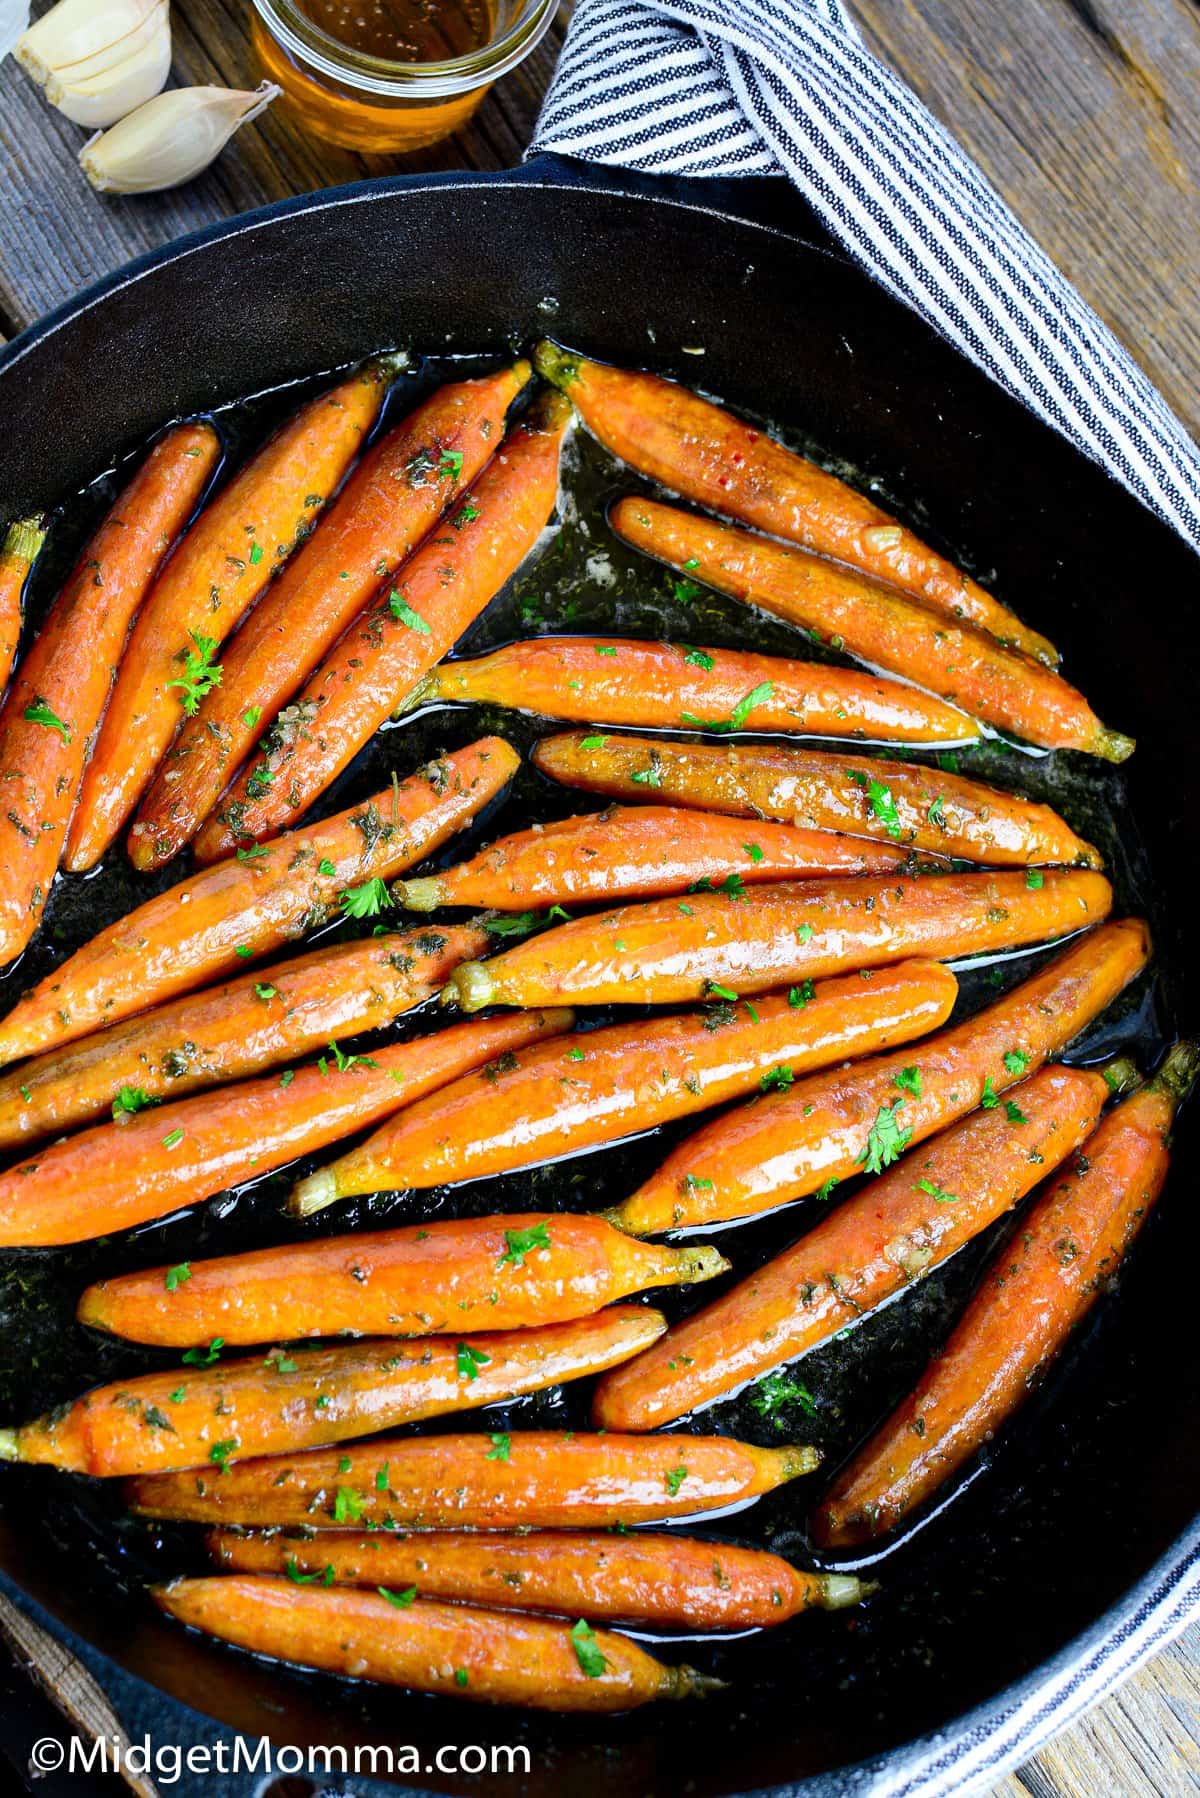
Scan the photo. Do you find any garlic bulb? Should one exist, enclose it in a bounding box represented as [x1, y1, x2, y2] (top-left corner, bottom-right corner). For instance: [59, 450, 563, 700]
[48, 0, 170, 127]
[80, 82, 281, 194]
[16, 0, 158, 84]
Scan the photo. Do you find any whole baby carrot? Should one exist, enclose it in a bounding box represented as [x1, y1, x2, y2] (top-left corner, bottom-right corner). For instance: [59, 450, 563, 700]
[407, 636, 978, 745]
[67, 358, 398, 873]
[1, 1308, 663, 1478]
[209, 1528, 872, 1630]
[193, 395, 573, 861]
[395, 805, 911, 912]
[0, 423, 218, 965]
[0, 517, 46, 696]
[611, 500, 1130, 760]
[532, 733, 1101, 868]
[815, 1041, 1199, 1547]
[609, 916, 1149, 1234]
[127, 1430, 820, 1528]
[123, 362, 531, 874]
[0, 924, 486, 1151]
[291, 960, 958, 1217]
[78, 1211, 724, 1346]
[443, 868, 1111, 1012]
[0, 737, 517, 1064]
[153, 1579, 721, 1711]
[536, 341, 1058, 665]
[593, 1065, 1109, 1433]
[0, 1009, 568, 1247]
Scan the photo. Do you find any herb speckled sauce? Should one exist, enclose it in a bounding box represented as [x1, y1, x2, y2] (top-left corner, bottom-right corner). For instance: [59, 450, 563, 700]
[0, 350, 1169, 1746]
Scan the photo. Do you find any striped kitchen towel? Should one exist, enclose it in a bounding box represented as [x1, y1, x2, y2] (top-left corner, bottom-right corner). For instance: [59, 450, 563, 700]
[530, 0, 1200, 552]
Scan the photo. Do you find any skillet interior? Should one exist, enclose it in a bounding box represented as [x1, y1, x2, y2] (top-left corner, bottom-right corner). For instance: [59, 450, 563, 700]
[0, 164, 1197, 1796]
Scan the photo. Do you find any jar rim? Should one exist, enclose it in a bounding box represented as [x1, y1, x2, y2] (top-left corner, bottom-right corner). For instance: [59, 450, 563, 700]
[250, 0, 559, 97]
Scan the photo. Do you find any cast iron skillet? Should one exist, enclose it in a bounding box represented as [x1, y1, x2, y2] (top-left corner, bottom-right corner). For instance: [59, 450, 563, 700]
[0, 156, 1198, 1798]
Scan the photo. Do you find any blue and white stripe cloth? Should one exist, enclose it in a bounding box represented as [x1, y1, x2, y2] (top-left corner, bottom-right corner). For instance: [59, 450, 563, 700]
[531, 0, 1200, 553]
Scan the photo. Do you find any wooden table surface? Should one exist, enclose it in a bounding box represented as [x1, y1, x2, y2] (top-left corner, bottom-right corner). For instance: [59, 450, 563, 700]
[0, 1, 1198, 1793]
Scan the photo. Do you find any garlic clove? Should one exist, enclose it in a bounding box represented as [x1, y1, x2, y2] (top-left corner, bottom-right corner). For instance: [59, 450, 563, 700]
[80, 82, 281, 194]
[48, 0, 169, 127]
[16, 0, 159, 84]
[47, 0, 164, 84]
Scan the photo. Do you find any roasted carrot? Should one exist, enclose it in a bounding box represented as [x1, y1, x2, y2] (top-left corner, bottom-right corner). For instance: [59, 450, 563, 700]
[0, 517, 46, 696]
[395, 805, 912, 913]
[193, 395, 573, 862]
[0, 1009, 568, 1247]
[443, 869, 1111, 1013]
[153, 1579, 720, 1711]
[66, 360, 397, 872]
[0, 924, 486, 1152]
[593, 1065, 1108, 1432]
[127, 1431, 820, 1528]
[291, 960, 958, 1217]
[123, 362, 531, 874]
[406, 636, 979, 746]
[815, 1041, 1199, 1547]
[0, 424, 218, 965]
[209, 1529, 872, 1630]
[611, 500, 1130, 760]
[535, 341, 1058, 666]
[2, 1308, 663, 1478]
[78, 1210, 724, 1346]
[0, 737, 516, 1064]
[532, 733, 1101, 868]
[608, 917, 1148, 1234]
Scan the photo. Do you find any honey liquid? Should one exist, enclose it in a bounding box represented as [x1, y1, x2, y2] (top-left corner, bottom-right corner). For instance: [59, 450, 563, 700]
[252, 0, 510, 153]
[294, 0, 494, 62]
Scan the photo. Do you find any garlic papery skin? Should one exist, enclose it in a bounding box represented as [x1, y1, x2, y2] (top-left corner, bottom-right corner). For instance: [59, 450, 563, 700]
[1, 0, 31, 62]
[48, 0, 169, 126]
[80, 82, 281, 194]
[16, 0, 159, 85]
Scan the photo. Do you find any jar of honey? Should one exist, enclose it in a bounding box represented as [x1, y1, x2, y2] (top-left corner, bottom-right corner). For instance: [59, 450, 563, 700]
[250, 0, 559, 153]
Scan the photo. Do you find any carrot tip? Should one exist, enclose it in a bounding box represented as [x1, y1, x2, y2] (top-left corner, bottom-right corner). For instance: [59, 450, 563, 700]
[533, 340, 579, 391]
[2, 517, 47, 564]
[0, 1429, 17, 1463]
[368, 349, 411, 380]
[446, 962, 494, 1012]
[784, 1446, 824, 1480]
[1095, 727, 1135, 763]
[1102, 1055, 1141, 1096]
[667, 1666, 729, 1701]
[677, 1245, 731, 1283]
[289, 1167, 338, 1218]
[815, 1574, 877, 1610]
[395, 876, 442, 913]
[1154, 1039, 1200, 1106]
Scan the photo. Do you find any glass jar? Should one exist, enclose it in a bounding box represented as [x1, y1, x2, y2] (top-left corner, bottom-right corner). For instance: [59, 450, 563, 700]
[250, 0, 558, 154]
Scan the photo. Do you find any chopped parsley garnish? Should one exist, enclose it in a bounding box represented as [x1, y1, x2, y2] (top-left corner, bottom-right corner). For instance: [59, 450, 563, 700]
[749, 1370, 817, 1424]
[340, 877, 392, 919]
[483, 911, 540, 937]
[857, 1099, 912, 1173]
[378, 1585, 417, 1607]
[1003, 1049, 1029, 1076]
[672, 577, 702, 605]
[112, 1084, 155, 1119]
[815, 1176, 839, 1203]
[254, 982, 278, 1002]
[182, 1338, 224, 1366]
[498, 1223, 551, 1267]
[705, 982, 738, 1002]
[1025, 868, 1044, 889]
[164, 1262, 191, 1291]
[681, 680, 773, 734]
[166, 632, 222, 715]
[570, 1618, 608, 1678]
[788, 980, 815, 1008]
[333, 1486, 365, 1523]
[318, 858, 336, 877]
[23, 700, 71, 742]
[795, 923, 814, 944]
[894, 1065, 922, 1096]
[594, 645, 618, 657]
[209, 1438, 238, 1471]
[486, 1432, 511, 1461]
[744, 841, 764, 863]
[578, 734, 609, 751]
[161, 1127, 184, 1149]
[1005, 1099, 1029, 1124]
[927, 795, 947, 829]
[760, 1065, 794, 1093]
[915, 1177, 959, 1204]
[683, 647, 715, 670]
[438, 449, 464, 480]
[248, 543, 264, 566]
[664, 1465, 688, 1497]
[455, 1342, 490, 1381]
[236, 844, 270, 861]
[285, 1559, 335, 1586]
[389, 591, 431, 633]
[242, 706, 262, 729]
[980, 1076, 1000, 1109]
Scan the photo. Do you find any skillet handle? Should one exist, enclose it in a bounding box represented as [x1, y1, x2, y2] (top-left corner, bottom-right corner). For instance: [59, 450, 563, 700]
[514, 150, 843, 255]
